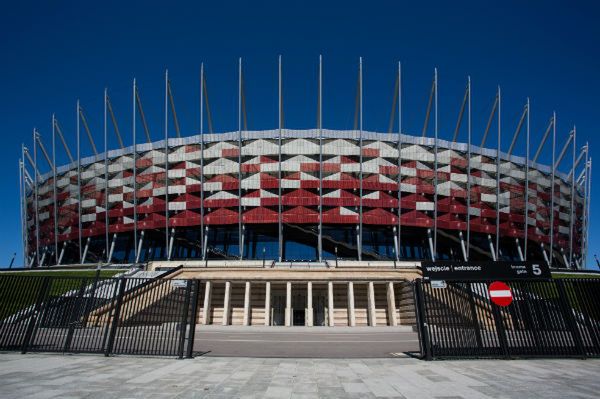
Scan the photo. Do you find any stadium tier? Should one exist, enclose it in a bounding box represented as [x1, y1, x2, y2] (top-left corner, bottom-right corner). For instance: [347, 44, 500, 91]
[24, 128, 585, 267]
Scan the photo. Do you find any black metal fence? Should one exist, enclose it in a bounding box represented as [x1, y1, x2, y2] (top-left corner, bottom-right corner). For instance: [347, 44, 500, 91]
[4, 272, 599, 360]
[414, 278, 600, 359]
[0, 272, 200, 358]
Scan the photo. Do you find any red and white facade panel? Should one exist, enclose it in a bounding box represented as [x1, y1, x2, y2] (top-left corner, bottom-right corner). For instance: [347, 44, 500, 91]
[26, 129, 583, 261]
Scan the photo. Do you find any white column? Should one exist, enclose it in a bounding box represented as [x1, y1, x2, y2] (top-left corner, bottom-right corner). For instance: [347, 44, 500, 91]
[81, 237, 91, 264]
[306, 282, 313, 327]
[243, 281, 251, 326]
[328, 281, 334, 327]
[167, 228, 175, 260]
[108, 233, 117, 263]
[264, 281, 271, 326]
[202, 281, 212, 325]
[285, 281, 292, 327]
[367, 281, 376, 327]
[386, 282, 398, 326]
[222, 281, 231, 326]
[58, 242, 66, 265]
[135, 230, 145, 264]
[348, 282, 356, 327]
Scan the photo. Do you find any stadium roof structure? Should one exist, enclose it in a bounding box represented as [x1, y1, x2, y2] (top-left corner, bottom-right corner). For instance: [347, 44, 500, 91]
[19, 57, 591, 269]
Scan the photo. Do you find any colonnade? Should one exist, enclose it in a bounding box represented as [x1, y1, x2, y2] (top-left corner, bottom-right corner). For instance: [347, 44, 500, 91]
[199, 280, 411, 327]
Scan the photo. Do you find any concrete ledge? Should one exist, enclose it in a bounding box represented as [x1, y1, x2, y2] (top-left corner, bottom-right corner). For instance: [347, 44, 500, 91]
[176, 267, 421, 281]
[148, 259, 421, 271]
[194, 325, 416, 333]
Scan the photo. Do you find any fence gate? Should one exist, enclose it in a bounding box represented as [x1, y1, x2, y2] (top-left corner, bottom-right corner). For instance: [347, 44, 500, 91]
[26, 276, 119, 354]
[106, 278, 200, 357]
[0, 274, 200, 358]
[414, 278, 600, 359]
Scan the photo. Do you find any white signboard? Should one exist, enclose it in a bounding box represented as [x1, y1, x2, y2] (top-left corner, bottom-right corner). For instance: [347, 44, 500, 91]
[431, 280, 447, 289]
[171, 280, 188, 288]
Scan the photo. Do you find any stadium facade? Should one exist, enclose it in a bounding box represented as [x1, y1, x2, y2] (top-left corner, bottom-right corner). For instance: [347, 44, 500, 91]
[18, 59, 591, 326]
[24, 127, 588, 266]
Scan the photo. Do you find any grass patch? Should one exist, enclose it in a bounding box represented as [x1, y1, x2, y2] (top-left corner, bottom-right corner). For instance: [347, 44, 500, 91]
[0, 269, 126, 319]
[0, 269, 125, 278]
[552, 273, 600, 279]
[516, 279, 600, 321]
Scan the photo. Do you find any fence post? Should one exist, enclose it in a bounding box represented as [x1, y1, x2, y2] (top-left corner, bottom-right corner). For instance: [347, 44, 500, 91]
[81, 270, 101, 328]
[466, 283, 484, 349]
[555, 279, 586, 358]
[63, 278, 88, 352]
[104, 277, 126, 357]
[21, 276, 51, 354]
[178, 279, 193, 359]
[414, 279, 432, 360]
[575, 280, 600, 354]
[490, 302, 510, 359]
[186, 280, 201, 358]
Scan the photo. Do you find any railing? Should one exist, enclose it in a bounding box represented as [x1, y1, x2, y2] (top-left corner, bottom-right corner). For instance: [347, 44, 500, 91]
[0, 273, 200, 358]
[414, 278, 600, 359]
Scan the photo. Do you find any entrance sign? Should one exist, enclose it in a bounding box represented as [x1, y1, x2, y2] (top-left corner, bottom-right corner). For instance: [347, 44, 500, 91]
[488, 281, 513, 307]
[421, 260, 551, 281]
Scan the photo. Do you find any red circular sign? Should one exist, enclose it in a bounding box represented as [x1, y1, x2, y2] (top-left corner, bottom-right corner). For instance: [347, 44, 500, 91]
[489, 281, 513, 307]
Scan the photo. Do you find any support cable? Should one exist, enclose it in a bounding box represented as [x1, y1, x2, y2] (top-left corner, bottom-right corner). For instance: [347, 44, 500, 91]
[23, 167, 34, 188]
[532, 116, 554, 163]
[452, 83, 469, 142]
[135, 87, 152, 143]
[507, 103, 528, 156]
[23, 148, 41, 179]
[53, 119, 74, 163]
[106, 94, 125, 148]
[422, 79, 435, 137]
[480, 94, 498, 148]
[78, 107, 98, 155]
[167, 81, 182, 138]
[388, 74, 399, 133]
[566, 145, 587, 180]
[202, 73, 214, 133]
[34, 133, 54, 169]
[554, 130, 574, 172]
[353, 69, 360, 131]
[241, 70, 248, 131]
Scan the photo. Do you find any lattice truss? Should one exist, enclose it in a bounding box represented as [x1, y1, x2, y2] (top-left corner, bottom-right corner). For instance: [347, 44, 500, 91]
[26, 129, 584, 259]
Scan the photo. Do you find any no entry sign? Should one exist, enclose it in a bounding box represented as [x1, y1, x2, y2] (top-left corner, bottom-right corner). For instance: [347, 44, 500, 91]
[488, 281, 513, 307]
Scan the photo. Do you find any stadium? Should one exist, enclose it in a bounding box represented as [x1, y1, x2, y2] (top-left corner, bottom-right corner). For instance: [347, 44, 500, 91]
[17, 59, 591, 327]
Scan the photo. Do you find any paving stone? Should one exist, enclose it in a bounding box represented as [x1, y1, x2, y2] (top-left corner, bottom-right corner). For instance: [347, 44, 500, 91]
[1, 353, 599, 399]
[292, 382, 318, 393]
[342, 382, 370, 393]
[291, 394, 320, 399]
[264, 386, 293, 398]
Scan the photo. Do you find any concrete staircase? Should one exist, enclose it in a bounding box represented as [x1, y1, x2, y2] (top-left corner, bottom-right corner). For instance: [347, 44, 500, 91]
[396, 282, 417, 326]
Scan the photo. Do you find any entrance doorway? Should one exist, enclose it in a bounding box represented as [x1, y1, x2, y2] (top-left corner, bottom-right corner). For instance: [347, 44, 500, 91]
[313, 295, 326, 326]
[272, 295, 285, 326]
[292, 293, 306, 326]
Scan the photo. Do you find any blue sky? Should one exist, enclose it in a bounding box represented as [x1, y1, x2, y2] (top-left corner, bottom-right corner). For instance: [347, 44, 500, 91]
[1, 1, 598, 268]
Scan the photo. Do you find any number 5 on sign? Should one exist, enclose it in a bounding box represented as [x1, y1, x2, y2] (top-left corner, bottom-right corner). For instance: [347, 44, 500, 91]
[532, 264, 542, 276]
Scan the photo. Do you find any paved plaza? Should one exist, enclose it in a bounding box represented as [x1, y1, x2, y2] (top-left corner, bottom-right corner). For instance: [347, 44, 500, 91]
[1, 352, 599, 398]
[191, 326, 419, 358]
